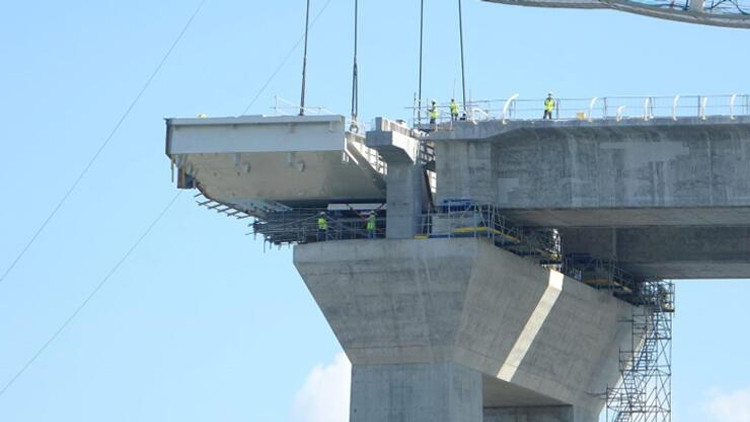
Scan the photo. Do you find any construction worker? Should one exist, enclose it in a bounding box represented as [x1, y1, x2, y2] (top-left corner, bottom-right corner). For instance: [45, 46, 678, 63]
[366, 211, 377, 239]
[543, 92, 556, 120]
[429, 100, 439, 125]
[450, 98, 459, 121]
[317, 211, 328, 241]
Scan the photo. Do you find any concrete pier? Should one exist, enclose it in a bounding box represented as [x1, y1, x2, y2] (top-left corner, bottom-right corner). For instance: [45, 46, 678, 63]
[165, 111, 750, 421]
[294, 238, 635, 422]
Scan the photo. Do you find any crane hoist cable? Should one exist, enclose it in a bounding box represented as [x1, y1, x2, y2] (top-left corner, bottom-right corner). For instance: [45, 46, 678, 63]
[242, 0, 333, 115]
[350, 0, 359, 127]
[458, 0, 468, 113]
[299, 0, 312, 116]
[417, 0, 425, 124]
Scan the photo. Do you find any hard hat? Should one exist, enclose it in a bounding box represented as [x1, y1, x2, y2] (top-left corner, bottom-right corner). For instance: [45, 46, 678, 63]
[319, 211, 325, 215]
[369, 210, 375, 214]
[432, 99, 437, 104]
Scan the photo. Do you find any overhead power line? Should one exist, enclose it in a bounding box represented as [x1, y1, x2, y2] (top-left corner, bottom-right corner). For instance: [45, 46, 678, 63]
[0, 192, 182, 400]
[0, 0, 207, 286]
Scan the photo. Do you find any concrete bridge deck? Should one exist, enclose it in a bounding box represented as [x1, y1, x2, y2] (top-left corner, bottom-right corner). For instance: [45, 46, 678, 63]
[165, 108, 750, 279]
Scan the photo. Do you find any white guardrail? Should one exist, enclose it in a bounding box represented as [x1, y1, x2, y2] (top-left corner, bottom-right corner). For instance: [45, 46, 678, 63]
[412, 94, 750, 126]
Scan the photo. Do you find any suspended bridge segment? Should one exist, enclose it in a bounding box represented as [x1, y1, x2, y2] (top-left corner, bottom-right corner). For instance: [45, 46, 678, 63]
[484, 0, 750, 28]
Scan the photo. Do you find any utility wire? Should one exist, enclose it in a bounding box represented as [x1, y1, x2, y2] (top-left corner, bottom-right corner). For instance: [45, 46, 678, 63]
[0, 0, 207, 286]
[242, 0, 334, 115]
[0, 192, 182, 400]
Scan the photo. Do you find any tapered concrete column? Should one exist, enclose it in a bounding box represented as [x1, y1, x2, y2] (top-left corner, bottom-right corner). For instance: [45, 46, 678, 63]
[294, 239, 635, 422]
[351, 362, 483, 422]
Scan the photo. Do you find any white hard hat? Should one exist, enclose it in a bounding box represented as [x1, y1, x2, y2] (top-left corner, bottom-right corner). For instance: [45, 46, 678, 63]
[432, 99, 437, 104]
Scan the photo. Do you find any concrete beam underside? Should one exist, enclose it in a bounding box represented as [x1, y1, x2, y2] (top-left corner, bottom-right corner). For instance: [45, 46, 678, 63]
[294, 239, 636, 422]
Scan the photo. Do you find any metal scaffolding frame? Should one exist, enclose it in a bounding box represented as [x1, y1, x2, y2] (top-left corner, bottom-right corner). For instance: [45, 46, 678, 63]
[605, 279, 674, 422]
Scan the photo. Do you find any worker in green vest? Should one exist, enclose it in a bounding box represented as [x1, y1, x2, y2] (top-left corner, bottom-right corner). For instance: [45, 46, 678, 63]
[450, 98, 459, 121]
[317, 211, 328, 241]
[429, 100, 439, 125]
[366, 211, 377, 239]
[543, 93, 556, 120]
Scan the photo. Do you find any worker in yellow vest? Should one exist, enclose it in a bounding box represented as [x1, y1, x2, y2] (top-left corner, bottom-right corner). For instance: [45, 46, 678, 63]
[429, 100, 439, 125]
[543, 93, 556, 120]
[450, 99, 459, 121]
[366, 211, 377, 239]
[317, 211, 328, 241]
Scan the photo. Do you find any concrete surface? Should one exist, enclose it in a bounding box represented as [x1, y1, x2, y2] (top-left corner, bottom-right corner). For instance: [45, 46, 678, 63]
[165, 115, 386, 210]
[351, 362, 483, 422]
[294, 238, 635, 421]
[431, 117, 750, 279]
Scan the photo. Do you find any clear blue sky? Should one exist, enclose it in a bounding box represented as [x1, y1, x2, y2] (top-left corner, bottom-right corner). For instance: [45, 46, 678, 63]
[0, 1, 749, 421]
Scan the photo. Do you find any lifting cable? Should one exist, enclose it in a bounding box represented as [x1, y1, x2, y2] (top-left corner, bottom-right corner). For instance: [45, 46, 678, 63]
[241, 0, 333, 115]
[457, 0, 468, 113]
[417, 0, 425, 123]
[0, 0, 207, 287]
[350, 0, 359, 127]
[299, 0, 312, 116]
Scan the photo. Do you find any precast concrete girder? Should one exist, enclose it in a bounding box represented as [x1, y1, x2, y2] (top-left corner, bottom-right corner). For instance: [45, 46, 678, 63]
[165, 115, 386, 214]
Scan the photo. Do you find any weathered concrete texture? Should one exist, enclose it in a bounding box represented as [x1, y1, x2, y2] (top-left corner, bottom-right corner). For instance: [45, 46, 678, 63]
[484, 406, 573, 422]
[432, 118, 750, 279]
[433, 118, 750, 226]
[561, 226, 750, 278]
[384, 163, 424, 239]
[365, 119, 426, 239]
[294, 239, 635, 421]
[351, 362, 483, 422]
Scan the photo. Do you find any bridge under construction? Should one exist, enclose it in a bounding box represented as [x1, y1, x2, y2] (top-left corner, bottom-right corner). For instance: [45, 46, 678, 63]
[166, 0, 750, 421]
[165, 91, 750, 422]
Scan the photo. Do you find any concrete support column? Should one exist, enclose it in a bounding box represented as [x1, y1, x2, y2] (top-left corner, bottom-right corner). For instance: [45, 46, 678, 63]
[385, 163, 423, 239]
[350, 362, 483, 422]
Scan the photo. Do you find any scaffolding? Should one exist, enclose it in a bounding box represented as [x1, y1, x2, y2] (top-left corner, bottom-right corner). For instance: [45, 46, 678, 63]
[250, 208, 384, 246]
[605, 279, 674, 422]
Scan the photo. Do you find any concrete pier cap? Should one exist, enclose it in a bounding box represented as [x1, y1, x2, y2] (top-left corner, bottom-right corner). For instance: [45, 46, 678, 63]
[294, 238, 635, 422]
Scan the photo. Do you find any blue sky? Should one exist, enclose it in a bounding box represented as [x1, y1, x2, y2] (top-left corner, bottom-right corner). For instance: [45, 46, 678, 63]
[0, 1, 749, 421]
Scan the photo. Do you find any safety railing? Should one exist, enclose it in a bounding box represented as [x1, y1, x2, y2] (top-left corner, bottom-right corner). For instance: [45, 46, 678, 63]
[272, 96, 369, 134]
[250, 209, 385, 246]
[416, 201, 562, 265]
[409, 94, 750, 127]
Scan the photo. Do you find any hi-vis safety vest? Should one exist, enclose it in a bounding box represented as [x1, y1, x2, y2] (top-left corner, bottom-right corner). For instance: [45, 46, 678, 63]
[366, 215, 376, 231]
[450, 101, 459, 115]
[429, 106, 439, 119]
[544, 98, 555, 111]
[318, 217, 327, 230]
